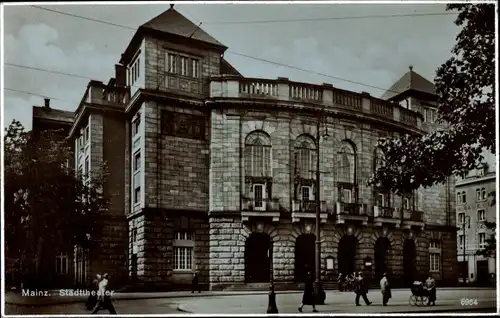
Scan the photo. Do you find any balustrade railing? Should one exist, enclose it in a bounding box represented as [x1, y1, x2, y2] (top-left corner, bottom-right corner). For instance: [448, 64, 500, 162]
[242, 197, 280, 212]
[210, 76, 422, 129]
[239, 79, 278, 97]
[333, 89, 362, 109]
[374, 206, 398, 218]
[292, 200, 327, 213]
[402, 209, 424, 222]
[336, 202, 363, 215]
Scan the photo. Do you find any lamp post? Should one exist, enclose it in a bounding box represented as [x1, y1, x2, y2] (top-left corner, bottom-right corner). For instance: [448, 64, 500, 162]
[462, 215, 471, 284]
[314, 108, 328, 305]
[267, 245, 278, 313]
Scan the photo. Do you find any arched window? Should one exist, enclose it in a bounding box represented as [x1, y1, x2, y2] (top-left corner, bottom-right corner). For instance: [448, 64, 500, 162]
[244, 131, 271, 177]
[476, 189, 481, 201]
[481, 188, 486, 200]
[374, 147, 385, 172]
[294, 134, 316, 180]
[461, 191, 467, 204]
[337, 140, 356, 184]
[457, 192, 462, 204]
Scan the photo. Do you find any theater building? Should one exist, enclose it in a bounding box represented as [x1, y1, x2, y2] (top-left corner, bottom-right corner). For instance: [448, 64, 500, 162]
[32, 6, 458, 290]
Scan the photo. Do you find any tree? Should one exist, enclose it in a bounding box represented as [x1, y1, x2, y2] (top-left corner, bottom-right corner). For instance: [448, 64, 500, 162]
[4, 120, 109, 287]
[369, 4, 495, 195]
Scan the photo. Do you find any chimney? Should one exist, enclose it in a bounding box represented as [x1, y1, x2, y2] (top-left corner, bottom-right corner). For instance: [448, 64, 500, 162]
[44, 98, 50, 108]
[115, 64, 127, 87]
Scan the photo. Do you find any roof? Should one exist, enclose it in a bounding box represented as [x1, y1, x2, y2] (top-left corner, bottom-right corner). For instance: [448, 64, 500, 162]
[140, 6, 226, 49]
[381, 66, 436, 100]
[32, 106, 74, 124]
[220, 58, 243, 77]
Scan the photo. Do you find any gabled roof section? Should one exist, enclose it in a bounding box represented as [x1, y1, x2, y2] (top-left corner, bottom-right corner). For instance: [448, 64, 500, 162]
[141, 5, 226, 49]
[220, 58, 243, 77]
[381, 66, 436, 100]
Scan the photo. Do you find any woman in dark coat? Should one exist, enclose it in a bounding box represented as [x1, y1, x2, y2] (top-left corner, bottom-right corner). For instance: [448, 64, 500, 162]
[298, 271, 318, 313]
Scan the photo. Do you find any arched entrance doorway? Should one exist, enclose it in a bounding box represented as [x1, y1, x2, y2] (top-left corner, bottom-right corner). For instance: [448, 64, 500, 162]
[295, 234, 316, 282]
[338, 235, 357, 275]
[403, 239, 417, 285]
[374, 237, 391, 281]
[245, 233, 272, 283]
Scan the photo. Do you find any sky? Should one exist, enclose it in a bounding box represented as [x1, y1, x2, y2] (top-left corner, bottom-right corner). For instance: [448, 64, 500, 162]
[3, 2, 462, 131]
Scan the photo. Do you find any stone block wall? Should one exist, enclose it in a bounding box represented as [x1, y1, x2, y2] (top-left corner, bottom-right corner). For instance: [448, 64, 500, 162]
[144, 35, 221, 98]
[143, 101, 209, 211]
[209, 217, 458, 289]
[128, 212, 209, 288]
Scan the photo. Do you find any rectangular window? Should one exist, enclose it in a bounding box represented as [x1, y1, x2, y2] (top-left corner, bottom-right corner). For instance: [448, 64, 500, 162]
[377, 193, 385, 207]
[253, 184, 265, 210]
[301, 186, 311, 202]
[133, 152, 141, 172]
[56, 253, 69, 275]
[478, 233, 486, 249]
[429, 253, 440, 272]
[192, 59, 199, 78]
[458, 235, 465, 249]
[133, 151, 141, 204]
[173, 231, 194, 270]
[84, 157, 89, 177]
[168, 53, 176, 73]
[458, 212, 465, 224]
[84, 126, 90, 144]
[132, 115, 141, 137]
[403, 198, 410, 210]
[180, 56, 188, 76]
[477, 209, 486, 222]
[343, 189, 352, 204]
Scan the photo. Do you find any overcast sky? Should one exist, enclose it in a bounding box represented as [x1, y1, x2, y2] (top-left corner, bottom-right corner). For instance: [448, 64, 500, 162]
[3, 2, 461, 131]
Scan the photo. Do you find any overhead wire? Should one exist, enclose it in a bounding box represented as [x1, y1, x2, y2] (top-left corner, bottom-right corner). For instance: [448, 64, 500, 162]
[6, 5, 455, 103]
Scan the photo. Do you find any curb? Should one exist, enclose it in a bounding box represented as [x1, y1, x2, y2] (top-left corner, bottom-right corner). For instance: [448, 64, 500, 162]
[176, 305, 191, 313]
[5, 288, 495, 307]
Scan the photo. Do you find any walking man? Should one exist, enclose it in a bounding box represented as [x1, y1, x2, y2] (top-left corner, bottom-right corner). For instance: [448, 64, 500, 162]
[191, 272, 201, 293]
[298, 271, 318, 313]
[92, 273, 117, 314]
[86, 274, 101, 310]
[355, 272, 372, 306]
[380, 272, 391, 306]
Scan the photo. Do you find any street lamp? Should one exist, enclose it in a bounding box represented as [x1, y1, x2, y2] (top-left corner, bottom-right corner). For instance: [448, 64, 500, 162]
[314, 108, 328, 305]
[461, 215, 471, 284]
[267, 246, 278, 313]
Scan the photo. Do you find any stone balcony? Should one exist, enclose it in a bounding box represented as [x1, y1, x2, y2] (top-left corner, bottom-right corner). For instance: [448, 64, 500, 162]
[373, 206, 401, 228]
[241, 198, 280, 222]
[209, 76, 423, 131]
[335, 202, 368, 225]
[401, 210, 425, 230]
[291, 200, 328, 223]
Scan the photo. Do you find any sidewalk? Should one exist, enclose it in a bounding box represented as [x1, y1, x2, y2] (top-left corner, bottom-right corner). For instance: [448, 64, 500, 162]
[4, 287, 495, 307]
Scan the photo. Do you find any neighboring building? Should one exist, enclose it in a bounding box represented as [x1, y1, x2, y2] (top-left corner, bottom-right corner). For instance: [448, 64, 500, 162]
[28, 6, 459, 290]
[456, 165, 496, 285]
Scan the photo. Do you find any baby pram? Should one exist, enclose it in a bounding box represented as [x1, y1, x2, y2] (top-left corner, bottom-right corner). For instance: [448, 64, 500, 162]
[409, 281, 429, 307]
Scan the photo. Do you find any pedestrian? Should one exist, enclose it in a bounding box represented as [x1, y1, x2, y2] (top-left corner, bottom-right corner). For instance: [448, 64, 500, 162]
[425, 274, 436, 306]
[355, 272, 372, 306]
[380, 272, 391, 306]
[86, 274, 101, 310]
[191, 272, 200, 293]
[337, 272, 344, 291]
[298, 271, 318, 313]
[92, 273, 117, 314]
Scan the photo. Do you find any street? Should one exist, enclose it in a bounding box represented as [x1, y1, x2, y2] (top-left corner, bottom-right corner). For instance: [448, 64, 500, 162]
[4, 288, 496, 315]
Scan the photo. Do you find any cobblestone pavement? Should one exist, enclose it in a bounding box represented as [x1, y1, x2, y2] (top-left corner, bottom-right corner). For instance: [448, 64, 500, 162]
[177, 288, 497, 314]
[3, 298, 181, 315]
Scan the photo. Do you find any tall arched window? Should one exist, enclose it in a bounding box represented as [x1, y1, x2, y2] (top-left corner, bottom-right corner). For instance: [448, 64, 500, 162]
[244, 131, 271, 177]
[337, 140, 356, 184]
[294, 134, 316, 180]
